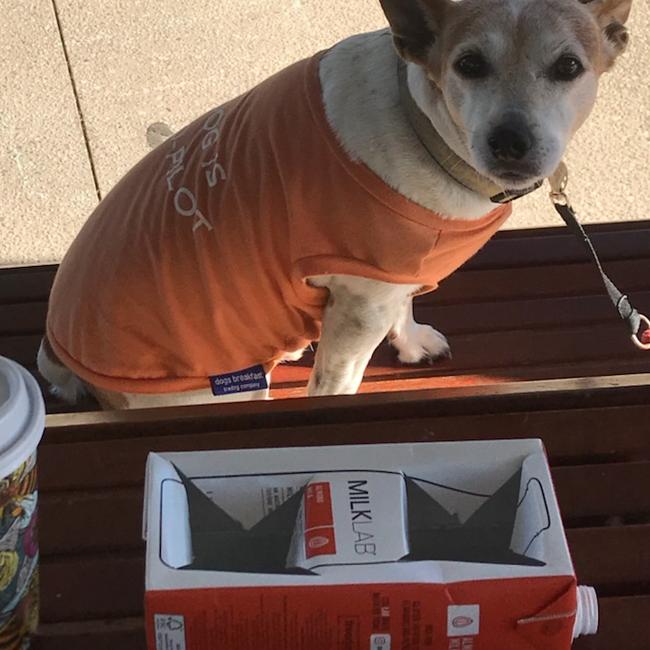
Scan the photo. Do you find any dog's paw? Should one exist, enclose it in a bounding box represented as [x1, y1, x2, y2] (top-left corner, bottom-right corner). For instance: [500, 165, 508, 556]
[391, 324, 451, 364]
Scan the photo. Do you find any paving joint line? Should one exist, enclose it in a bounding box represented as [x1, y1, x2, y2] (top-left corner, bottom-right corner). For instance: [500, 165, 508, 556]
[51, 0, 102, 201]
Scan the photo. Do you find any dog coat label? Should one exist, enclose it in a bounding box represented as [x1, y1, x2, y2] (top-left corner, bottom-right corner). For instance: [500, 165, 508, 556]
[209, 365, 267, 396]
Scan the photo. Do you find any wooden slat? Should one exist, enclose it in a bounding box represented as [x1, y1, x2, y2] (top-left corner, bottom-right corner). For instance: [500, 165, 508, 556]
[4, 259, 648, 326]
[33, 618, 145, 650]
[4, 258, 650, 317]
[0, 302, 48, 335]
[568, 525, 650, 591]
[273, 320, 648, 385]
[31, 596, 650, 650]
[552, 462, 650, 521]
[37, 462, 650, 557]
[32, 349, 650, 418]
[0, 265, 56, 303]
[0, 283, 646, 351]
[28, 355, 650, 413]
[36, 422, 650, 494]
[8, 289, 650, 414]
[15, 316, 650, 417]
[0, 333, 41, 366]
[7, 320, 646, 390]
[465, 223, 650, 269]
[414, 291, 650, 334]
[41, 554, 145, 623]
[42, 373, 650, 438]
[2, 249, 648, 334]
[575, 595, 650, 650]
[6, 290, 650, 341]
[425, 258, 650, 305]
[2, 221, 647, 299]
[40, 488, 143, 556]
[274, 356, 650, 396]
[2, 230, 648, 419]
[37, 525, 647, 623]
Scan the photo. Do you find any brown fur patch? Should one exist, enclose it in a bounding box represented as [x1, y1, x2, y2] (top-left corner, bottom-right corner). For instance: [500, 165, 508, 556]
[580, 0, 633, 70]
[604, 21, 630, 51]
[379, 0, 438, 64]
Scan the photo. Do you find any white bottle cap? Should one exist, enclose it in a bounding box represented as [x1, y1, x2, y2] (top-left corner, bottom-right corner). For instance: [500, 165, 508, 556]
[573, 585, 599, 639]
[0, 357, 45, 478]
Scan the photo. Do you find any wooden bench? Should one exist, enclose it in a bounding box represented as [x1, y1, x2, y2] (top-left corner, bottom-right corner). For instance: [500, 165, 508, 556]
[35, 376, 650, 649]
[1, 220, 649, 648]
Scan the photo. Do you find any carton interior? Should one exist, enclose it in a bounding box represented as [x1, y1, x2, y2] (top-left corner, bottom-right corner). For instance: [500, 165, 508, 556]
[144, 441, 573, 588]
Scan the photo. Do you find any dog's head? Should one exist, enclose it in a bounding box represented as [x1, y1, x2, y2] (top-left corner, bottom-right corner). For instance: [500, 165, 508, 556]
[380, 0, 632, 189]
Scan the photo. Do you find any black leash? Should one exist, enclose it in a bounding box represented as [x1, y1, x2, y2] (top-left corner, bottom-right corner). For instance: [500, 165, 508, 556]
[548, 163, 650, 350]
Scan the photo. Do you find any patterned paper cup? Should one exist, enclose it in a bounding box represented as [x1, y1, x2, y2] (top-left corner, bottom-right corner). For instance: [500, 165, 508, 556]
[0, 358, 45, 649]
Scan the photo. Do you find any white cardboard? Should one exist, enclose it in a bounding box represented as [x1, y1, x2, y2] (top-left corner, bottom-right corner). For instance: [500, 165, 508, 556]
[144, 440, 574, 591]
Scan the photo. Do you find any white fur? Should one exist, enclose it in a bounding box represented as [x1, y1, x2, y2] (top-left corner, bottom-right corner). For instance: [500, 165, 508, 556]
[306, 276, 421, 396]
[319, 30, 495, 220]
[389, 298, 451, 364]
[37, 340, 87, 403]
[306, 276, 449, 396]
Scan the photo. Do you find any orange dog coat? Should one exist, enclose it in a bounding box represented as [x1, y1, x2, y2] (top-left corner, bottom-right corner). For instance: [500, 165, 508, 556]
[47, 53, 511, 393]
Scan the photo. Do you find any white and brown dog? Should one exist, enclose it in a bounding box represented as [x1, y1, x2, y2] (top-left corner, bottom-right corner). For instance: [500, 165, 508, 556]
[38, 0, 632, 409]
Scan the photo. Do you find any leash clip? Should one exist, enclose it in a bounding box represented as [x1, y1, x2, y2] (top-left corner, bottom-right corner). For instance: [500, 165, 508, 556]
[549, 161, 570, 205]
[632, 314, 650, 351]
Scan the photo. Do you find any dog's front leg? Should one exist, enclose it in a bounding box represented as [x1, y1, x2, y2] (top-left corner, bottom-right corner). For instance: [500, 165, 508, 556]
[307, 276, 416, 396]
[389, 297, 451, 364]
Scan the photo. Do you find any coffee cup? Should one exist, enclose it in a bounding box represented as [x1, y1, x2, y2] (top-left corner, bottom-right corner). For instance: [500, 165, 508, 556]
[0, 357, 45, 648]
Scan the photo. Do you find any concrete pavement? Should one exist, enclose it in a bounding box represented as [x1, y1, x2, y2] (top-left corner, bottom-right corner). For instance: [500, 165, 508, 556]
[1, 0, 648, 265]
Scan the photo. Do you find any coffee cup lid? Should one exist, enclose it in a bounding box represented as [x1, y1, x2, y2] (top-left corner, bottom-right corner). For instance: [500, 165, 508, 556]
[0, 357, 45, 478]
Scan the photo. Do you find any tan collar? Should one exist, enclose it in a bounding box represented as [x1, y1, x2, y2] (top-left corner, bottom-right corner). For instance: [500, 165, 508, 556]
[397, 60, 543, 204]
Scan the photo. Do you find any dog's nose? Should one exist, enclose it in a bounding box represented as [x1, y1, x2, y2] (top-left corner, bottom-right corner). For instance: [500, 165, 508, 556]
[488, 123, 534, 162]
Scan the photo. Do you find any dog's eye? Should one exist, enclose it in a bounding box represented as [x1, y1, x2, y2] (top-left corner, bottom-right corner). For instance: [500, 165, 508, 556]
[550, 55, 585, 82]
[454, 53, 490, 79]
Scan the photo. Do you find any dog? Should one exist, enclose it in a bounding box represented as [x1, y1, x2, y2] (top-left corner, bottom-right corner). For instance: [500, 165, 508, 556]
[38, 0, 632, 409]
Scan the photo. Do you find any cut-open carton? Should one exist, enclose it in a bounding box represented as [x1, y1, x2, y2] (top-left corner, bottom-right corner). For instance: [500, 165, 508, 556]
[144, 440, 596, 649]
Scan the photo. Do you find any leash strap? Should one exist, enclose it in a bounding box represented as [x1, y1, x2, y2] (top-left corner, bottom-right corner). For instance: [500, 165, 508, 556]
[549, 163, 650, 350]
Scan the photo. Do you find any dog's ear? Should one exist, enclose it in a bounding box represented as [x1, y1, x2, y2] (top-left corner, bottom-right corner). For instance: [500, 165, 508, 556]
[379, 0, 452, 64]
[582, 0, 632, 63]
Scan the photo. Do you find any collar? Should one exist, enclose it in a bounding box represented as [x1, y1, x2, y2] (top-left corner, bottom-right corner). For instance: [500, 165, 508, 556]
[397, 60, 543, 205]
